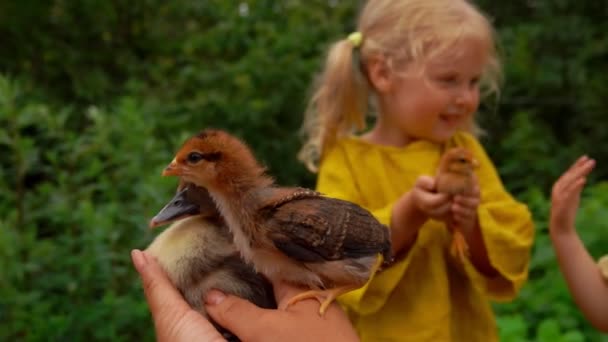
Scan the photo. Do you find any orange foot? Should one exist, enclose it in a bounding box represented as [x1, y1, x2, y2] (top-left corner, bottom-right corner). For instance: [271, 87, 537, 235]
[450, 228, 469, 263]
[281, 285, 356, 316]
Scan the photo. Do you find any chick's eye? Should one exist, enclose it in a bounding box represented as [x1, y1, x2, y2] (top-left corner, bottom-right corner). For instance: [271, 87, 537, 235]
[458, 158, 468, 163]
[187, 152, 204, 164]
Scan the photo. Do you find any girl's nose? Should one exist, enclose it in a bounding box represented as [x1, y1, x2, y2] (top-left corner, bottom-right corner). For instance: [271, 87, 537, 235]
[455, 86, 477, 108]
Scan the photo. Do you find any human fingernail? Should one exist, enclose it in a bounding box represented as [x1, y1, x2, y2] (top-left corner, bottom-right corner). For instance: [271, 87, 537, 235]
[205, 290, 226, 305]
[131, 249, 147, 270]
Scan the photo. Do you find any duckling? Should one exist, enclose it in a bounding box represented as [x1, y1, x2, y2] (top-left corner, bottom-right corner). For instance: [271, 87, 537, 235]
[161, 129, 392, 316]
[145, 184, 276, 341]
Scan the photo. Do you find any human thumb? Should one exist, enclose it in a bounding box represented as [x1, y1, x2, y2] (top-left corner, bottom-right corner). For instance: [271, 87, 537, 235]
[132, 249, 191, 314]
[416, 175, 436, 191]
[205, 290, 270, 341]
[132, 250, 225, 342]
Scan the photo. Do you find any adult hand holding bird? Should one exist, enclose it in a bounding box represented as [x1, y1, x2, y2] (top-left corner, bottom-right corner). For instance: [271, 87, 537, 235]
[131, 250, 358, 342]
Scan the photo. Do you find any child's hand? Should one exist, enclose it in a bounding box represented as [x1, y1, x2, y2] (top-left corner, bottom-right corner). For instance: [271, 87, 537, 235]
[550, 155, 595, 235]
[451, 174, 481, 235]
[411, 175, 452, 221]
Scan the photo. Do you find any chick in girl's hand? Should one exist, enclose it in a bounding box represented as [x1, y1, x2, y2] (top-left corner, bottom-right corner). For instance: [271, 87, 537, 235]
[436, 147, 479, 262]
[145, 183, 276, 341]
[162, 129, 393, 316]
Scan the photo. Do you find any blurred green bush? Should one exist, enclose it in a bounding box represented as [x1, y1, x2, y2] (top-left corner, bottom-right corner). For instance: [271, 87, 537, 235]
[0, 1, 607, 340]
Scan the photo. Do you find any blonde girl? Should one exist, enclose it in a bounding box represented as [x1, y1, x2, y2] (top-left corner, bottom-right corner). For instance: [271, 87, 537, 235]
[299, 0, 535, 340]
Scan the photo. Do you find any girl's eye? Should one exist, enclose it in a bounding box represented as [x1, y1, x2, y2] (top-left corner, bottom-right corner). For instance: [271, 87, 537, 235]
[469, 77, 480, 87]
[437, 75, 458, 85]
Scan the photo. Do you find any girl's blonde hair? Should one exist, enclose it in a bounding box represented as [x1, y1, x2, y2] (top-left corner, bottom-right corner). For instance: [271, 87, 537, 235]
[298, 0, 501, 172]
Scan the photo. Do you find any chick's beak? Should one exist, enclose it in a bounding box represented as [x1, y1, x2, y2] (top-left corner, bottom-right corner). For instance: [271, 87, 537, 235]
[472, 158, 480, 168]
[162, 159, 183, 176]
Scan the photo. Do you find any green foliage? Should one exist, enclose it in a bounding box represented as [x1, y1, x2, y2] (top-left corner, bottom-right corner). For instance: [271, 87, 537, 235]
[0, 0, 607, 340]
[475, 0, 608, 191]
[0, 77, 172, 340]
[0, 0, 359, 187]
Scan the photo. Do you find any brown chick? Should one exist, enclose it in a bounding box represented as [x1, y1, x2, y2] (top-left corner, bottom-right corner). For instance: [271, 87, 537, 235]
[145, 183, 276, 341]
[161, 129, 392, 316]
[436, 147, 479, 263]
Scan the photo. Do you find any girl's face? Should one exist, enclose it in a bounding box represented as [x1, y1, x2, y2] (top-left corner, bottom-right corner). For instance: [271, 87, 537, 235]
[374, 38, 488, 145]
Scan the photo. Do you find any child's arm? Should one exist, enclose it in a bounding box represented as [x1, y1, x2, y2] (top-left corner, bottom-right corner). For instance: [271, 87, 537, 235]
[550, 156, 608, 332]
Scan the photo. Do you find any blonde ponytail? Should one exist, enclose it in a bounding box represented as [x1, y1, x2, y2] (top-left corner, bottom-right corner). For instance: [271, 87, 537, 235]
[298, 38, 370, 172]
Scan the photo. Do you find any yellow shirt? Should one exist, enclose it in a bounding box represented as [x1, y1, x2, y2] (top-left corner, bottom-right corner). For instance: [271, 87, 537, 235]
[316, 132, 535, 341]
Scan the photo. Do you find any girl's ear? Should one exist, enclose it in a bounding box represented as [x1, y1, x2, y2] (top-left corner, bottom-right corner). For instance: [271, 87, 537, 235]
[366, 55, 392, 94]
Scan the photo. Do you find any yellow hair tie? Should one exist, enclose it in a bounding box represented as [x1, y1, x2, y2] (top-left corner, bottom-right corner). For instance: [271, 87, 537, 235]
[347, 32, 363, 48]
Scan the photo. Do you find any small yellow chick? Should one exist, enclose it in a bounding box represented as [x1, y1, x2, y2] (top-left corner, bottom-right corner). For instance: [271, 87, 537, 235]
[436, 147, 479, 263]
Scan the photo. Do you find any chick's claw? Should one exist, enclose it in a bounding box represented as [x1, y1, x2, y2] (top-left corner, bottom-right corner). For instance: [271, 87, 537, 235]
[450, 228, 469, 263]
[282, 286, 356, 316]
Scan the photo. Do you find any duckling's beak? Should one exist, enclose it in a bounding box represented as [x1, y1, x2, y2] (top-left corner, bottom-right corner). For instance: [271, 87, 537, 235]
[149, 187, 200, 228]
[472, 158, 480, 169]
[162, 159, 183, 176]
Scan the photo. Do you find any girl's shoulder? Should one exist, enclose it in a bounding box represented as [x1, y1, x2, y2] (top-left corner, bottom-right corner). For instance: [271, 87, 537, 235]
[451, 131, 486, 154]
[324, 132, 487, 164]
[327, 135, 393, 156]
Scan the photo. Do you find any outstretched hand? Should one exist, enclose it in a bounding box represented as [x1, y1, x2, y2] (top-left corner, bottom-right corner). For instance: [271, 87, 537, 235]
[131, 249, 359, 342]
[550, 155, 595, 235]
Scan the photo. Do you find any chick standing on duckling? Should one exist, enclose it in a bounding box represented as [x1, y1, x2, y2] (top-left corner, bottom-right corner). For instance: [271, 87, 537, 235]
[162, 129, 392, 316]
[145, 182, 276, 341]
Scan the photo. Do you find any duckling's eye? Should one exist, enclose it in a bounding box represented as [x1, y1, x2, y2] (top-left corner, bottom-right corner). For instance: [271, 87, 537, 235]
[187, 152, 204, 164]
[458, 158, 468, 163]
